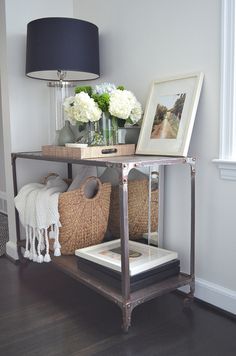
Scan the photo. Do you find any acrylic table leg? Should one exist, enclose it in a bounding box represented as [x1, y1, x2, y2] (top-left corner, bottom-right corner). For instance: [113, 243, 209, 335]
[190, 159, 196, 282]
[184, 280, 195, 307]
[184, 158, 196, 307]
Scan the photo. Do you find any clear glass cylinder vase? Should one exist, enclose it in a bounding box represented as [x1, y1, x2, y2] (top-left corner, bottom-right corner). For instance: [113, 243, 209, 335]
[100, 112, 118, 146]
[88, 121, 105, 146]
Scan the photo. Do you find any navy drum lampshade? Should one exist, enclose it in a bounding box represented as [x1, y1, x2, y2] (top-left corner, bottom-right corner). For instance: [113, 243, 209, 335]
[25, 17, 100, 81]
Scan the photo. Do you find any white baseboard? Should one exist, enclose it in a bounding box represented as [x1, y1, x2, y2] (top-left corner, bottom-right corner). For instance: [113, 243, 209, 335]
[0, 190, 7, 214]
[195, 278, 236, 315]
[6, 240, 19, 261]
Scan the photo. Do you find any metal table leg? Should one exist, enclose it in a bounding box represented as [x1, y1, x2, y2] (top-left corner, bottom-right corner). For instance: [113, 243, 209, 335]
[118, 163, 132, 331]
[67, 163, 72, 179]
[11, 154, 24, 262]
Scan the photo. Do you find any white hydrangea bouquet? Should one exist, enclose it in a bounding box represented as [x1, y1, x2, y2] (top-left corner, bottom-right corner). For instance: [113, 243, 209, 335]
[63, 90, 102, 124]
[63, 82, 143, 126]
[63, 82, 142, 146]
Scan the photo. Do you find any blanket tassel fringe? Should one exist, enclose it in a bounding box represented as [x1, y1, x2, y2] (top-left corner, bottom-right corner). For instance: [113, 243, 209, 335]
[24, 224, 61, 263]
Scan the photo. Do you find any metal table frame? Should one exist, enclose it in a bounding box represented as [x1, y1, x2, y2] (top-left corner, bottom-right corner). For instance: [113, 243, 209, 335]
[11, 152, 196, 332]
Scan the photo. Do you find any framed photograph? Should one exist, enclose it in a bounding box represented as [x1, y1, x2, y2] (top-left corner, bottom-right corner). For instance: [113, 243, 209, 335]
[136, 72, 204, 156]
[75, 239, 178, 276]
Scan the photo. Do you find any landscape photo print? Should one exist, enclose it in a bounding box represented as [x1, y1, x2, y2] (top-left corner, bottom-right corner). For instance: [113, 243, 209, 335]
[136, 73, 204, 156]
[150, 93, 186, 139]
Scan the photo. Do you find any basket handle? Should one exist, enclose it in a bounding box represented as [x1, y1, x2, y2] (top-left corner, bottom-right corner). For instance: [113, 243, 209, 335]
[42, 172, 59, 185]
[42, 173, 71, 186]
[81, 176, 102, 200]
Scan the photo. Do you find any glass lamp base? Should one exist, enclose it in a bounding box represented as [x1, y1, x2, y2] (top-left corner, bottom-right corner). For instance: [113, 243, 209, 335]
[48, 81, 75, 145]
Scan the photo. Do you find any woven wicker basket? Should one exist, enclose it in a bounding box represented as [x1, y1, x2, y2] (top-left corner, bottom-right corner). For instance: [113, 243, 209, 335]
[58, 176, 111, 255]
[108, 179, 158, 240]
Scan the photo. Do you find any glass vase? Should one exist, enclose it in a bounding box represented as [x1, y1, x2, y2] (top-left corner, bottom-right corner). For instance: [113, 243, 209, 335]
[58, 120, 75, 146]
[100, 112, 118, 146]
[88, 121, 105, 146]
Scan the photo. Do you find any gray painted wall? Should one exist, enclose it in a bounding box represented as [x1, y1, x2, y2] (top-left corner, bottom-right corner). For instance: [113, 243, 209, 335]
[75, 0, 236, 313]
[2, 0, 74, 258]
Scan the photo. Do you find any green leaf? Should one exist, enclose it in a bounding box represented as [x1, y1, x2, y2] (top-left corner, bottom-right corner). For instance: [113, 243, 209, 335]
[117, 85, 125, 90]
[75, 86, 92, 96]
[92, 93, 110, 112]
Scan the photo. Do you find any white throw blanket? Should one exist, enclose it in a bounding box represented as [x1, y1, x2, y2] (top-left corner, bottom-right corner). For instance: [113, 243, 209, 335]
[14, 176, 68, 263]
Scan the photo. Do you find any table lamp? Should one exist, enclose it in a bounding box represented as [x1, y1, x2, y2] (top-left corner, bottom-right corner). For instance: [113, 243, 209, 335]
[25, 17, 100, 143]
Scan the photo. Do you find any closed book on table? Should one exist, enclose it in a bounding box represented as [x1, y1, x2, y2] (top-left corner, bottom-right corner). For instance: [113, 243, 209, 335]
[77, 257, 180, 292]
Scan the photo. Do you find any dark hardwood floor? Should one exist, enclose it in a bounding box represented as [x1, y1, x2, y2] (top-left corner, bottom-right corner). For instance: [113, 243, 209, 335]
[0, 256, 235, 356]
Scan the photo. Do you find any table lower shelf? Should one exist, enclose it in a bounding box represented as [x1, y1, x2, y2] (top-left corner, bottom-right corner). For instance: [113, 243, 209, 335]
[51, 255, 193, 309]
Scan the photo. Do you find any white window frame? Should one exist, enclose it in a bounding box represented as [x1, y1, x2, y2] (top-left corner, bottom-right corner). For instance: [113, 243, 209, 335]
[213, 0, 236, 180]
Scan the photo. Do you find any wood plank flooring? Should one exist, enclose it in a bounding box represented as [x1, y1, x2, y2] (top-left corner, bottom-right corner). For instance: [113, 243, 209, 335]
[0, 256, 235, 356]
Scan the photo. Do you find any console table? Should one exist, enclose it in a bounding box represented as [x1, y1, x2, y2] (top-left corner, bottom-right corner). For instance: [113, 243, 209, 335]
[11, 152, 195, 332]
